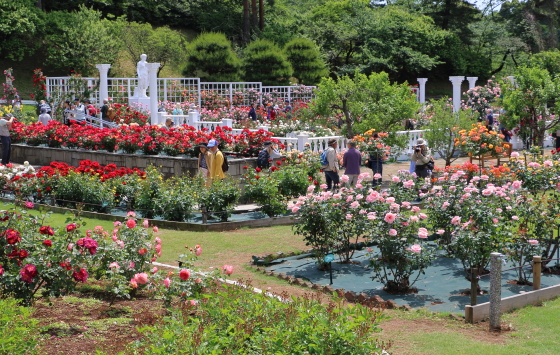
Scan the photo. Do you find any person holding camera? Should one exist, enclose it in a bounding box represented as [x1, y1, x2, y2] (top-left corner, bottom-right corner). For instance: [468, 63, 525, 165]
[411, 138, 432, 179]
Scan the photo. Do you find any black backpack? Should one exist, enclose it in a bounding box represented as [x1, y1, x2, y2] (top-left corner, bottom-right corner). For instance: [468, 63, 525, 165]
[222, 154, 229, 172]
[256, 149, 270, 168]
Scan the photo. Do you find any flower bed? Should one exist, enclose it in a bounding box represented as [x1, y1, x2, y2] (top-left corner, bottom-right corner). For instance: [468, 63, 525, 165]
[291, 151, 560, 293]
[11, 121, 280, 157]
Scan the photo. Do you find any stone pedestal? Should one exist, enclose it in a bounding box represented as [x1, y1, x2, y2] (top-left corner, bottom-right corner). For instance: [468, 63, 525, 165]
[417, 78, 428, 103]
[466, 77, 478, 90]
[95, 64, 111, 104]
[129, 96, 151, 112]
[449, 76, 465, 113]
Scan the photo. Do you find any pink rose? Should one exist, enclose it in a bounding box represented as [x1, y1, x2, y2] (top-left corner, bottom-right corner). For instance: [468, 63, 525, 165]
[113, 221, 122, 227]
[418, 228, 428, 239]
[350, 201, 360, 209]
[512, 216, 519, 221]
[163, 277, 171, 288]
[346, 214, 353, 221]
[195, 246, 202, 256]
[142, 219, 149, 228]
[451, 216, 461, 225]
[152, 226, 159, 233]
[126, 219, 136, 229]
[222, 265, 234, 275]
[320, 184, 328, 189]
[389, 229, 397, 236]
[409, 244, 422, 254]
[151, 266, 158, 274]
[292, 206, 300, 213]
[155, 237, 162, 244]
[512, 180, 522, 190]
[130, 279, 138, 288]
[126, 211, 136, 218]
[384, 213, 396, 223]
[437, 229, 445, 235]
[133, 272, 149, 285]
[341, 175, 350, 183]
[528, 239, 539, 246]
[109, 262, 120, 269]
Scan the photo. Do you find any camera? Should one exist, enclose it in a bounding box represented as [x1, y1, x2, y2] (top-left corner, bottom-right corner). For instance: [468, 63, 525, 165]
[415, 145, 421, 152]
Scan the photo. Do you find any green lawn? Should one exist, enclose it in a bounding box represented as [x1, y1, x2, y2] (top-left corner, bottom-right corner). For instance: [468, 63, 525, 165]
[6, 203, 560, 354]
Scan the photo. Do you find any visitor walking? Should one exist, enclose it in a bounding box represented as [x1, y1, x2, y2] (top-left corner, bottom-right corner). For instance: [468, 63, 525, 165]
[38, 109, 51, 126]
[248, 103, 257, 121]
[342, 141, 361, 186]
[322, 138, 340, 191]
[411, 138, 432, 179]
[63, 101, 74, 125]
[257, 141, 281, 169]
[198, 142, 210, 186]
[207, 139, 225, 184]
[486, 109, 494, 131]
[367, 133, 388, 187]
[100, 99, 109, 120]
[0, 113, 15, 165]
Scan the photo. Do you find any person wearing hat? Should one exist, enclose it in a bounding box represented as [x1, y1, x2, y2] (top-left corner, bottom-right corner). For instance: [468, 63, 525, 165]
[164, 118, 175, 129]
[411, 138, 432, 179]
[207, 139, 225, 184]
[38, 108, 52, 126]
[257, 141, 281, 169]
[0, 113, 15, 165]
[197, 142, 211, 186]
[322, 138, 340, 190]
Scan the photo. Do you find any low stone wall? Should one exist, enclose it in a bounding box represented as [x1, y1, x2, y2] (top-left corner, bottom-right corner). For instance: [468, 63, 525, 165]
[10, 144, 257, 178]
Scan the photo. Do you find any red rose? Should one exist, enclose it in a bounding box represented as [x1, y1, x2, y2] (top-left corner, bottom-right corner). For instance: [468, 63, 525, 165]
[4, 229, 21, 244]
[20, 264, 37, 283]
[72, 268, 88, 283]
[39, 226, 55, 236]
[66, 223, 77, 232]
[43, 239, 52, 247]
[255, 167, 262, 172]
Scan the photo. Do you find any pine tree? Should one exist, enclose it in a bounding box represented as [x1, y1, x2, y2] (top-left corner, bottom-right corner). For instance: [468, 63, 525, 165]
[183, 32, 242, 82]
[243, 40, 293, 85]
[284, 38, 328, 85]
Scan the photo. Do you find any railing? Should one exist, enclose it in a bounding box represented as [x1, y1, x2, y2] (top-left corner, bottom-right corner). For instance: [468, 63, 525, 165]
[46, 77, 315, 107]
[70, 110, 120, 129]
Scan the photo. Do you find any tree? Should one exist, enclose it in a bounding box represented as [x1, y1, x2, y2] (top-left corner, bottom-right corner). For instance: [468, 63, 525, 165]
[501, 66, 560, 148]
[527, 50, 560, 79]
[422, 98, 477, 166]
[243, 40, 293, 85]
[44, 6, 120, 75]
[0, 0, 43, 61]
[284, 38, 328, 85]
[313, 71, 419, 138]
[182, 32, 242, 82]
[119, 22, 186, 77]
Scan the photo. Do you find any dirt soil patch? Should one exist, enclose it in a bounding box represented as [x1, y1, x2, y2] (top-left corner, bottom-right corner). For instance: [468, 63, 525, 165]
[32, 293, 166, 355]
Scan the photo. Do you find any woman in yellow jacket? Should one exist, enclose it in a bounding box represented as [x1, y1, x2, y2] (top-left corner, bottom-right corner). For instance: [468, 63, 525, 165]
[207, 139, 225, 184]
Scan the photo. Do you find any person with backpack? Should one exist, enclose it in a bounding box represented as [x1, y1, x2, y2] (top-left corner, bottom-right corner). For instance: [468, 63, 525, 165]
[321, 138, 340, 191]
[257, 141, 281, 169]
[207, 139, 225, 184]
[100, 99, 109, 119]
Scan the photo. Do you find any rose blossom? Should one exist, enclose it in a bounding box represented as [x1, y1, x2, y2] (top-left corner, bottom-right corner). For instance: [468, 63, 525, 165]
[130, 279, 138, 288]
[512, 216, 519, 221]
[341, 175, 350, 183]
[222, 265, 234, 275]
[350, 201, 360, 209]
[409, 244, 422, 253]
[163, 277, 171, 288]
[511, 152, 520, 157]
[195, 245, 202, 256]
[151, 266, 158, 274]
[153, 226, 159, 233]
[528, 239, 539, 246]
[126, 219, 137, 228]
[133, 272, 149, 285]
[43, 239, 52, 247]
[418, 228, 429, 239]
[72, 268, 88, 283]
[66, 223, 77, 232]
[142, 219, 149, 228]
[437, 229, 445, 235]
[320, 184, 328, 189]
[126, 211, 136, 218]
[384, 213, 396, 223]
[109, 262, 120, 269]
[39, 226, 55, 236]
[292, 206, 300, 213]
[20, 264, 37, 283]
[346, 214, 353, 221]
[113, 221, 122, 227]
[389, 229, 398, 236]
[179, 269, 191, 280]
[451, 216, 461, 225]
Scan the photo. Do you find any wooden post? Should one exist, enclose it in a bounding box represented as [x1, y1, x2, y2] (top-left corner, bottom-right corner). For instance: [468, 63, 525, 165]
[489, 252, 502, 330]
[533, 255, 542, 291]
[470, 268, 478, 306]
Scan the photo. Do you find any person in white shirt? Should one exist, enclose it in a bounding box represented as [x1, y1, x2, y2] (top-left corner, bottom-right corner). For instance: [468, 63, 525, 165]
[0, 113, 15, 165]
[38, 109, 51, 126]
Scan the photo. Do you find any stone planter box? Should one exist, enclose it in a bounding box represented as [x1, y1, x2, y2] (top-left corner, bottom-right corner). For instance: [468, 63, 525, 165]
[10, 144, 257, 178]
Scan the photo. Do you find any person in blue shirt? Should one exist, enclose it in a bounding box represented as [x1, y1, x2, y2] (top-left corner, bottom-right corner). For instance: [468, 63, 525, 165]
[486, 109, 494, 131]
[248, 103, 257, 121]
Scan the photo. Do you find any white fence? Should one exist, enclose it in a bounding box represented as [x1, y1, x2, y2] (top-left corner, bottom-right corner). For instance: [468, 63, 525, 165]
[46, 77, 315, 107]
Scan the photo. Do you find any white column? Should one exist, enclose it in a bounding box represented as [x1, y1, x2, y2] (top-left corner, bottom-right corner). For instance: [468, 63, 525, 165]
[157, 112, 166, 125]
[95, 64, 111, 105]
[297, 134, 309, 152]
[466, 77, 478, 89]
[449, 76, 465, 113]
[417, 78, 428, 104]
[489, 252, 503, 330]
[222, 118, 233, 128]
[146, 63, 161, 125]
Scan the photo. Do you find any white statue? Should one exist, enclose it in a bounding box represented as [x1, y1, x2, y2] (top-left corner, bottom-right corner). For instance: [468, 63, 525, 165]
[135, 54, 149, 97]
